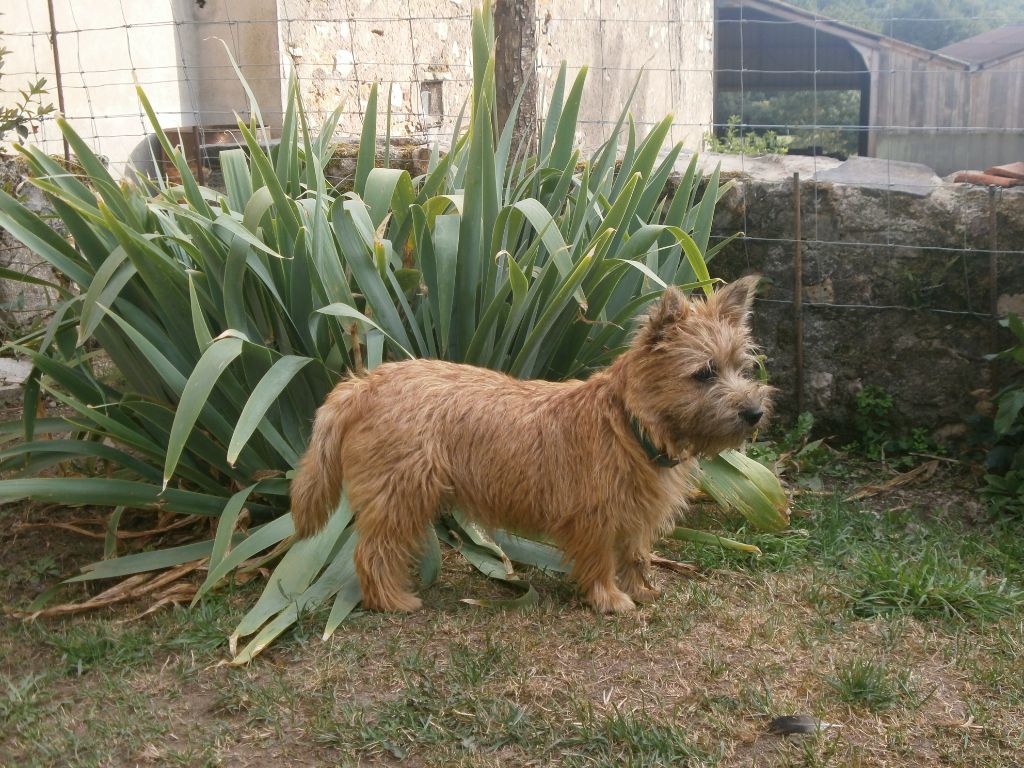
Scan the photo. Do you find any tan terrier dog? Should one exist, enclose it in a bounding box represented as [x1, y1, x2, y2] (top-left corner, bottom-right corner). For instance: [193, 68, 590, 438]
[291, 276, 771, 613]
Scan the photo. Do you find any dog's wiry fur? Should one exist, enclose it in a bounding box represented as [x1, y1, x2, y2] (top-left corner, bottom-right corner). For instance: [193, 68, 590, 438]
[290, 276, 771, 613]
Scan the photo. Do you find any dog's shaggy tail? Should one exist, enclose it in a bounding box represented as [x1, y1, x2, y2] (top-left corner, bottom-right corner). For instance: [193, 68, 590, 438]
[291, 380, 361, 538]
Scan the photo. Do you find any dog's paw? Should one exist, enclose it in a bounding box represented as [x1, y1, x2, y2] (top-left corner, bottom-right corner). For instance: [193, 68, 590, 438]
[393, 593, 424, 612]
[587, 586, 636, 613]
[364, 591, 423, 612]
[619, 568, 660, 604]
[628, 585, 661, 604]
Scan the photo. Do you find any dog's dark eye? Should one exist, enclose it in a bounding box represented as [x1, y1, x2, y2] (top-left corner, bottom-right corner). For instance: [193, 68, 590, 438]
[694, 362, 717, 382]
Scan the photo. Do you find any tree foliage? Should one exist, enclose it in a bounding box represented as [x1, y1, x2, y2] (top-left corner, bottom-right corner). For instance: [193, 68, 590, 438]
[0, 33, 55, 148]
[715, 91, 861, 158]
[788, 0, 1023, 50]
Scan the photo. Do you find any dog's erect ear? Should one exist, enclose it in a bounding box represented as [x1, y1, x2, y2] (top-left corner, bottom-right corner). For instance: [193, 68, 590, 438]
[637, 287, 688, 347]
[713, 275, 760, 326]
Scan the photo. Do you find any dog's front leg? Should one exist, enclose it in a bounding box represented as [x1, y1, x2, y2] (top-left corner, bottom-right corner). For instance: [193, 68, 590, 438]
[616, 542, 660, 605]
[563, 524, 636, 613]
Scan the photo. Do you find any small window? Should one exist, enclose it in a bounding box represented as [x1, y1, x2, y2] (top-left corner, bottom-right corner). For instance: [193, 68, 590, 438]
[420, 80, 444, 122]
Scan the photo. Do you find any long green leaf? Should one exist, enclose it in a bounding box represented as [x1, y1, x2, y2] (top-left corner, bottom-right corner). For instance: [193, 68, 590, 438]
[355, 84, 378, 197]
[163, 336, 244, 486]
[0, 440, 160, 482]
[0, 189, 92, 286]
[232, 527, 360, 663]
[192, 484, 258, 604]
[228, 355, 312, 466]
[699, 451, 790, 532]
[0, 478, 230, 517]
[200, 515, 295, 597]
[317, 303, 413, 359]
[670, 527, 762, 555]
[78, 248, 137, 346]
[232, 499, 353, 641]
[68, 539, 219, 583]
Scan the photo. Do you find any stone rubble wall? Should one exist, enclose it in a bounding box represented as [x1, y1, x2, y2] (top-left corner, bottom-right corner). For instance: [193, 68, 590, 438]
[701, 153, 1024, 438]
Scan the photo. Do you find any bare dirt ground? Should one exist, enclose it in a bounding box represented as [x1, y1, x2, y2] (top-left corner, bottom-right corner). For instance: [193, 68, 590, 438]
[2, 456, 1023, 767]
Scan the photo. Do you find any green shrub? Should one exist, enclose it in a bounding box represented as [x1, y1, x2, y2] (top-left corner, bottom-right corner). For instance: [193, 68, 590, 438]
[0, 2, 785, 661]
[0, 35, 54, 147]
[703, 115, 789, 156]
[714, 90, 860, 158]
[849, 385, 934, 468]
[980, 314, 1024, 515]
[748, 411, 831, 484]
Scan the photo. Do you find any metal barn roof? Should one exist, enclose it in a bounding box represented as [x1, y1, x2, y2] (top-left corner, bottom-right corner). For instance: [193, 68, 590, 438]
[939, 25, 1024, 66]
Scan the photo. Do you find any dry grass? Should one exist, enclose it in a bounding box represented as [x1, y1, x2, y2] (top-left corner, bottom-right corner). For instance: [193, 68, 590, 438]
[2, 461, 1023, 767]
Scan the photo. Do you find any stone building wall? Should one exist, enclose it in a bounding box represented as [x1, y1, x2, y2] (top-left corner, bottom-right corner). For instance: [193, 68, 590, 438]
[278, 0, 716, 150]
[536, 0, 715, 151]
[4, 2, 714, 174]
[1, 0, 281, 177]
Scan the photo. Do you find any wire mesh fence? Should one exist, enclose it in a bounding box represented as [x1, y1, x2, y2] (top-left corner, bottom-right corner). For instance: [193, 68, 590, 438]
[1, 0, 1022, 419]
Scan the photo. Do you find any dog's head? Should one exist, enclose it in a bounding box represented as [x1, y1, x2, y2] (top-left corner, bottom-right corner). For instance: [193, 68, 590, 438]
[629, 275, 773, 456]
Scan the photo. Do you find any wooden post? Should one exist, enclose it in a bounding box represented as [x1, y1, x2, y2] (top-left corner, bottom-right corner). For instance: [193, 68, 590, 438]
[494, 0, 537, 152]
[990, 186, 999, 353]
[793, 172, 804, 415]
[46, 0, 70, 166]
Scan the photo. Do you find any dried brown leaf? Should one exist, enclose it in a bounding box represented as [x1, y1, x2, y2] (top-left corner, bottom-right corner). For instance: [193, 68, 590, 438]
[846, 460, 939, 501]
[9, 560, 204, 620]
[114, 583, 197, 624]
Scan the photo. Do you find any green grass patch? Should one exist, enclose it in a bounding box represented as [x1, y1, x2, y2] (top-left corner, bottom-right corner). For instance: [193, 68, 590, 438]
[45, 624, 156, 676]
[4, 460, 1024, 766]
[312, 640, 536, 760]
[0, 672, 46, 734]
[852, 546, 1024, 623]
[825, 658, 911, 712]
[556, 703, 721, 766]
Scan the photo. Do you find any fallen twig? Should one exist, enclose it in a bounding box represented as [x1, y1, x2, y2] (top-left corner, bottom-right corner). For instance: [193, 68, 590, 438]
[650, 554, 703, 578]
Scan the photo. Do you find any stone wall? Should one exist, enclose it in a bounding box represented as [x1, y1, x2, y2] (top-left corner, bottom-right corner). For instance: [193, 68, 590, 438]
[536, 0, 714, 151]
[5, 1, 714, 175]
[277, 0, 715, 151]
[702, 153, 1024, 438]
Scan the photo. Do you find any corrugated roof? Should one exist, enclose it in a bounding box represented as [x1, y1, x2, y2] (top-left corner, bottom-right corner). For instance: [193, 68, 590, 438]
[938, 25, 1024, 65]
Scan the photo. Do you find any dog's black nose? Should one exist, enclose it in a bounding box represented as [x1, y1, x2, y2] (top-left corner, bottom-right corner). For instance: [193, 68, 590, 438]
[740, 407, 764, 426]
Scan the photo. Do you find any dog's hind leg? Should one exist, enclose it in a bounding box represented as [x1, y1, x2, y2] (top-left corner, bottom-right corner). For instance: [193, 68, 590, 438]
[349, 466, 444, 612]
[353, 495, 429, 612]
[561, 521, 636, 613]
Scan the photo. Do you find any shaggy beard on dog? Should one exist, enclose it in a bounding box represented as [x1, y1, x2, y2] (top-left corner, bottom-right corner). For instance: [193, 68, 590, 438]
[290, 275, 772, 613]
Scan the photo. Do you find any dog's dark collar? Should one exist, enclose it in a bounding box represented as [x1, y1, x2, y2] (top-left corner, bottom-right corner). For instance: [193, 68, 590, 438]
[627, 414, 681, 468]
